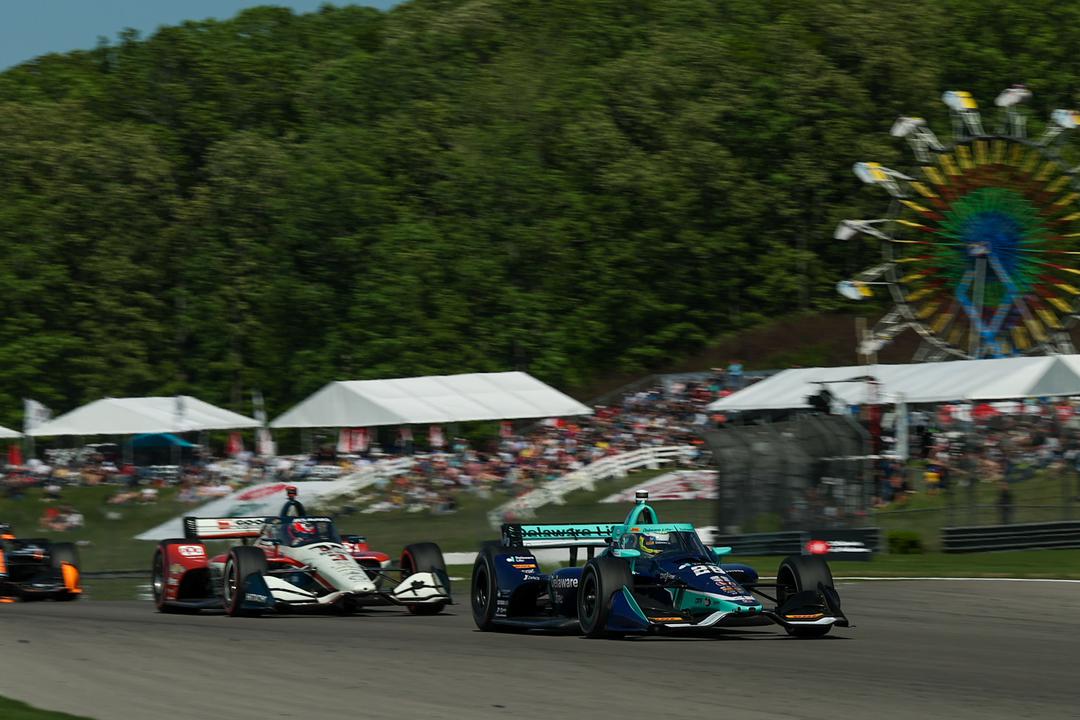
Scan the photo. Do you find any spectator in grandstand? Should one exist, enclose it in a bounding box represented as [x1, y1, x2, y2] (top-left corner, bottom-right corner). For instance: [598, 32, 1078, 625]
[924, 464, 942, 495]
[726, 359, 744, 390]
[354, 379, 712, 513]
[39, 505, 82, 531]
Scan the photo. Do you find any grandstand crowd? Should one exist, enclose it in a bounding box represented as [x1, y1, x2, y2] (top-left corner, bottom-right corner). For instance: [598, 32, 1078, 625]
[875, 399, 1080, 519]
[5, 362, 1079, 525]
[0, 370, 734, 521]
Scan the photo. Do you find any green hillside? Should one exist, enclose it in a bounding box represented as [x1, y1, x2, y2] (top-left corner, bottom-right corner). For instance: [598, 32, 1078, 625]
[3, 0, 1080, 422]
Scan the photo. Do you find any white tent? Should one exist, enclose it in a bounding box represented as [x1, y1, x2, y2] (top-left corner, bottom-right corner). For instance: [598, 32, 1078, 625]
[271, 371, 592, 428]
[0, 425, 21, 439]
[709, 355, 1080, 412]
[28, 396, 260, 436]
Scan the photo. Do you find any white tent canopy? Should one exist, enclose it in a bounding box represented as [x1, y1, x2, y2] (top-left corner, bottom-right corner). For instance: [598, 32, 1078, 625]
[709, 355, 1080, 412]
[28, 396, 260, 437]
[271, 371, 592, 428]
[0, 425, 21, 439]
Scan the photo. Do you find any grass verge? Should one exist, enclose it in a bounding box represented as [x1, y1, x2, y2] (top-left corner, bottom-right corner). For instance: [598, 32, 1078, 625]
[0, 697, 94, 720]
[6, 468, 1080, 592]
[0, 485, 200, 571]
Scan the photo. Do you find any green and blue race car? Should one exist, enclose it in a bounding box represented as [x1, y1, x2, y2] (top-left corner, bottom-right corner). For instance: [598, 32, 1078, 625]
[471, 491, 850, 638]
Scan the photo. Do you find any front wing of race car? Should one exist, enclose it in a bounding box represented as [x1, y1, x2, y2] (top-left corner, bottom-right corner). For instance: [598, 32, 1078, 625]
[0, 573, 80, 601]
[233, 568, 451, 613]
[602, 585, 849, 634]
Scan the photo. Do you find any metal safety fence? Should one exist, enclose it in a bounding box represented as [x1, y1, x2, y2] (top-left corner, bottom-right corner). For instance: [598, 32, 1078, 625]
[941, 520, 1080, 552]
[703, 415, 875, 535]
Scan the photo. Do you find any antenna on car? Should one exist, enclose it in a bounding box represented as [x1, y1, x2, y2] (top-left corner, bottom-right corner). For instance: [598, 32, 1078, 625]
[635, 490, 648, 505]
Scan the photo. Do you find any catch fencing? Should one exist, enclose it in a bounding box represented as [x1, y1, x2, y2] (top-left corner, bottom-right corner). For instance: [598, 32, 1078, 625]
[875, 400, 1080, 549]
[703, 415, 875, 535]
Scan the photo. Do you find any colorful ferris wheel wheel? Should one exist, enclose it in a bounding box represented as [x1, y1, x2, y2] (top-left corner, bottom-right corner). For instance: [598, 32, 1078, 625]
[837, 86, 1080, 361]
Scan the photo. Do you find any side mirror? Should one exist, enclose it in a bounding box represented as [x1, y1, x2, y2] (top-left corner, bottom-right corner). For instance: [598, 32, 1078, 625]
[612, 548, 641, 559]
[712, 546, 733, 558]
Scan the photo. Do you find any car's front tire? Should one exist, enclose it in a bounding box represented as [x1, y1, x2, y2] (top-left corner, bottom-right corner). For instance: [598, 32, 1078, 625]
[400, 542, 448, 615]
[223, 546, 268, 617]
[577, 557, 633, 638]
[777, 555, 835, 638]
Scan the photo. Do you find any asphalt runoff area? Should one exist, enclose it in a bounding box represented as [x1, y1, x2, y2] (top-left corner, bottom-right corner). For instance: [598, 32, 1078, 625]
[0, 580, 1075, 719]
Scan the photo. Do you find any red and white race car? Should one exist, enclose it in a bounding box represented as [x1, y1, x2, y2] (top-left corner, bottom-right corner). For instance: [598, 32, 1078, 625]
[151, 487, 450, 616]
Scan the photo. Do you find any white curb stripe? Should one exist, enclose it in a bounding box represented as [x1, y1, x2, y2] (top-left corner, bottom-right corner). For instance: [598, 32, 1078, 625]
[832, 576, 1080, 583]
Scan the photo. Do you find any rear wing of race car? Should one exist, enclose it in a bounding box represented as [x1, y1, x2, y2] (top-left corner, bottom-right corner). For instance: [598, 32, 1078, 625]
[501, 523, 616, 548]
[183, 516, 267, 540]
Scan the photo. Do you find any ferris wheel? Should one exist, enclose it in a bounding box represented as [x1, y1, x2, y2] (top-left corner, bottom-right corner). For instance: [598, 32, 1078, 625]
[838, 86, 1080, 361]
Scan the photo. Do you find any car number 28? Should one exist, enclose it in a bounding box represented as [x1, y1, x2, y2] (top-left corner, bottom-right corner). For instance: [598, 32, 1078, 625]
[680, 563, 724, 576]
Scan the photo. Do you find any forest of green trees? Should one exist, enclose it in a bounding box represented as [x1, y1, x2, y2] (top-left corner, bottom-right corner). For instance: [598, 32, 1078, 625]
[1, 0, 1079, 423]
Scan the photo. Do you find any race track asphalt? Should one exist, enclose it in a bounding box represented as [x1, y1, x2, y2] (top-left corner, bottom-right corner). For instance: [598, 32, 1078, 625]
[0, 580, 1076, 720]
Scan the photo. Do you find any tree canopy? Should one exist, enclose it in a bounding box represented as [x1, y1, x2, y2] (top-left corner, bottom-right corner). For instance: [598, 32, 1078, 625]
[1, 0, 1079, 422]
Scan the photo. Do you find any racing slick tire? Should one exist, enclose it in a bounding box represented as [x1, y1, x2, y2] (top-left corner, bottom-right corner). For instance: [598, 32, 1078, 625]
[578, 557, 633, 639]
[400, 542, 448, 615]
[471, 542, 508, 631]
[777, 555, 835, 638]
[152, 540, 200, 614]
[223, 546, 269, 617]
[50, 542, 80, 601]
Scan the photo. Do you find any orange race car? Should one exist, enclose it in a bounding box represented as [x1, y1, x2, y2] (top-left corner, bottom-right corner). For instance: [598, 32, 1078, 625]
[0, 523, 82, 602]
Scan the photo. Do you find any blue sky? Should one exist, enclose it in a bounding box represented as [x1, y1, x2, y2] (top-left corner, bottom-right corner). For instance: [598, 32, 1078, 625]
[0, 1, 400, 70]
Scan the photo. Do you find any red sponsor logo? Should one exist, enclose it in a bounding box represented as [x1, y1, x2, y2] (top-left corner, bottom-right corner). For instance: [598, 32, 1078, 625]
[235, 483, 287, 502]
[178, 545, 205, 558]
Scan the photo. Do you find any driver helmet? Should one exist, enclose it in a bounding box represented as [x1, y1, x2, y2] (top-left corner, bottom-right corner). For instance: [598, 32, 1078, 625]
[290, 519, 317, 542]
[636, 533, 664, 556]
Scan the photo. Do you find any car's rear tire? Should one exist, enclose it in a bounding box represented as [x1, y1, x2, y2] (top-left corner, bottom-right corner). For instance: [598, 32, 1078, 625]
[400, 542, 448, 615]
[577, 557, 633, 638]
[151, 540, 201, 613]
[50, 542, 80, 601]
[777, 555, 835, 638]
[223, 546, 268, 617]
